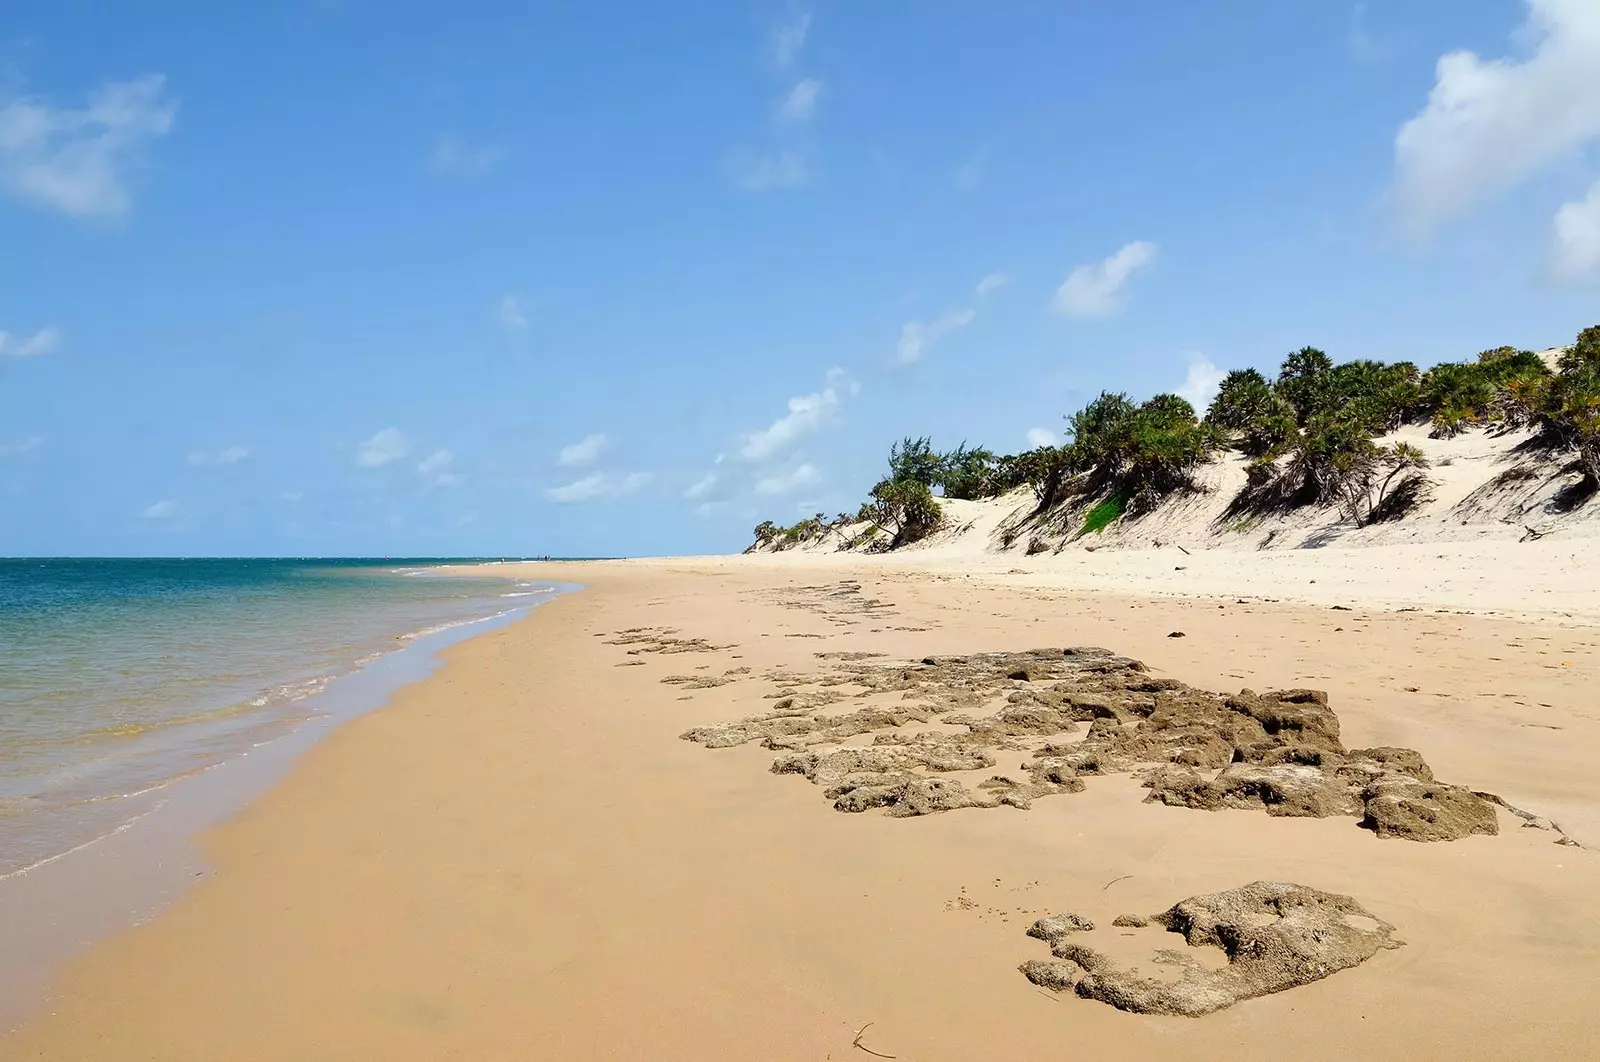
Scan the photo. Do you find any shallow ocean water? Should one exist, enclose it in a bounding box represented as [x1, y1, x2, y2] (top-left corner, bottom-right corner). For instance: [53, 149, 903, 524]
[0, 558, 553, 878]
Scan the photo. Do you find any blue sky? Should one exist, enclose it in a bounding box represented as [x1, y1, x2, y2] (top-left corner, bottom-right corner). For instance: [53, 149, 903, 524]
[2, 1, 1598, 557]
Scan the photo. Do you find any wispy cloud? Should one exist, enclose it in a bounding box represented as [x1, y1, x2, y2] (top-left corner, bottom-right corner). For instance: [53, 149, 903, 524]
[732, 150, 810, 190]
[755, 462, 820, 495]
[1176, 354, 1226, 411]
[1393, 0, 1600, 236]
[975, 272, 1011, 298]
[1025, 427, 1058, 448]
[430, 134, 501, 176]
[545, 471, 650, 503]
[1348, 2, 1385, 63]
[0, 75, 176, 217]
[740, 368, 855, 460]
[418, 448, 461, 486]
[557, 433, 608, 468]
[280, 490, 303, 503]
[187, 445, 250, 467]
[777, 78, 822, 123]
[0, 436, 42, 458]
[0, 326, 61, 358]
[498, 293, 528, 330]
[140, 499, 177, 520]
[896, 309, 975, 365]
[356, 428, 408, 468]
[735, 9, 821, 190]
[1552, 180, 1600, 282]
[769, 8, 812, 70]
[683, 471, 719, 499]
[1052, 241, 1159, 318]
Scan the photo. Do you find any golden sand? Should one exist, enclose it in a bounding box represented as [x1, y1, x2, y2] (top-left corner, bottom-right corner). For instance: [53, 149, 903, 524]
[5, 559, 1599, 1059]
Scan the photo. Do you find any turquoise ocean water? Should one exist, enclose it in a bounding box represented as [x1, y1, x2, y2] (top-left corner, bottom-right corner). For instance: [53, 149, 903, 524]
[0, 558, 552, 879]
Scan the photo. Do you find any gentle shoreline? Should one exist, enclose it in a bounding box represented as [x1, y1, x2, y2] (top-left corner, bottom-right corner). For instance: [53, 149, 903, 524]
[0, 588, 563, 1033]
[4, 556, 1599, 1058]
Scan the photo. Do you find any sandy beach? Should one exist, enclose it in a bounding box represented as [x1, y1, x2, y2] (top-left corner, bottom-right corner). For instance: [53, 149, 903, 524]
[3, 549, 1598, 1060]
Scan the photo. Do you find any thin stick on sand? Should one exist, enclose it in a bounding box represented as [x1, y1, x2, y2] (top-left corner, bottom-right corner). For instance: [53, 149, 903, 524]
[852, 1022, 896, 1059]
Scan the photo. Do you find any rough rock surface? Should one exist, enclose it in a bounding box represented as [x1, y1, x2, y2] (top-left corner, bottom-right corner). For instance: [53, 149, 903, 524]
[677, 646, 1501, 841]
[1021, 881, 1402, 1016]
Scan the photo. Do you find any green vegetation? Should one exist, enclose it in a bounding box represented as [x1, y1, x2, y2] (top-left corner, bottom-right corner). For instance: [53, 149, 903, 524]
[1418, 347, 1549, 436]
[746, 326, 1599, 553]
[867, 478, 943, 547]
[1534, 326, 1600, 492]
[1080, 493, 1128, 535]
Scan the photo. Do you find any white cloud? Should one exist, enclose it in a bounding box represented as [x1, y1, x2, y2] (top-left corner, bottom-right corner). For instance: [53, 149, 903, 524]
[769, 9, 812, 70]
[1552, 180, 1600, 281]
[683, 472, 719, 499]
[557, 432, 608, 467]
[733, 150, 809, 191]
[1052, 241, 1159, 318]
[280, 490, 303, 502]
[356, 428, 408, 468]
[0, 326, 61, 358]
[1393, 0, 1600, 234]
[430, 134, 501, 176]
[740, 370, 854, 460]
[896, 308, 975, 365]
[141, 499, 177, 519]
[756, 462, 820, 495]
[0, 436, 42, 457]
[777, 78, 822, 123]
[417, 449, 452, 475]
[187, 445, 250, 467]
[1176, 354, 1226, 411]
[544, 470, 650, 503]
[546, 474, 604, 502]
[975, 272, 1011, 298]
[418, 448, 461, 486]
[0, 75, 176, 217]
[1025, 428, 1058, 448]
[499, 294, 527, 330]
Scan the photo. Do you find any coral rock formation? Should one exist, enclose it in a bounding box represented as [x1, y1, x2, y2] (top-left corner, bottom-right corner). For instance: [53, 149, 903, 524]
[1021, 881, 1401, 1016]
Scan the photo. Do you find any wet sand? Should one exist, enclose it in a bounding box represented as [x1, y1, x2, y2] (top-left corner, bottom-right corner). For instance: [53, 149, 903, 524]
[4, 558, 1599, 1059]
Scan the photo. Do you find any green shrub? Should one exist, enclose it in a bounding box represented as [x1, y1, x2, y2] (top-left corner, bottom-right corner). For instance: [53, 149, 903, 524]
[1536, 326, 1600, 489]
[936, 442, 997, 500]
[1206, 369, 1296, 457]
[1064, 391, 1213, 512]
[1275, 347, 1336, 422]
[1418, 349, 1548, 436]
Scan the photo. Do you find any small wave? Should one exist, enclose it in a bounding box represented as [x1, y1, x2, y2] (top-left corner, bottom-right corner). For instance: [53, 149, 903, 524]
[396, 607, 520, 643]
[0, 799, 169, 883]
[247, 675, 332, 708]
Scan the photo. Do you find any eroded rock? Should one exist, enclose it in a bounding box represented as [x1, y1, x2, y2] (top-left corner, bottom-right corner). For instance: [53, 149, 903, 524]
[678, 646, 1506, 839]
[1021, 881, 1402, 1016]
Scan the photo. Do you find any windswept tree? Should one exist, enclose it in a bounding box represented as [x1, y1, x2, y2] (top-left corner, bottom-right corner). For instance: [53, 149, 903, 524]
[887, 436, 943, 488]
[867, 478, 943, 547]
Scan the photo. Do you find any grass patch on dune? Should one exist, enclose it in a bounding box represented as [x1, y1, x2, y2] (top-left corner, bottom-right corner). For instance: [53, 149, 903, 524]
[1080, 493, 1128, 535]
